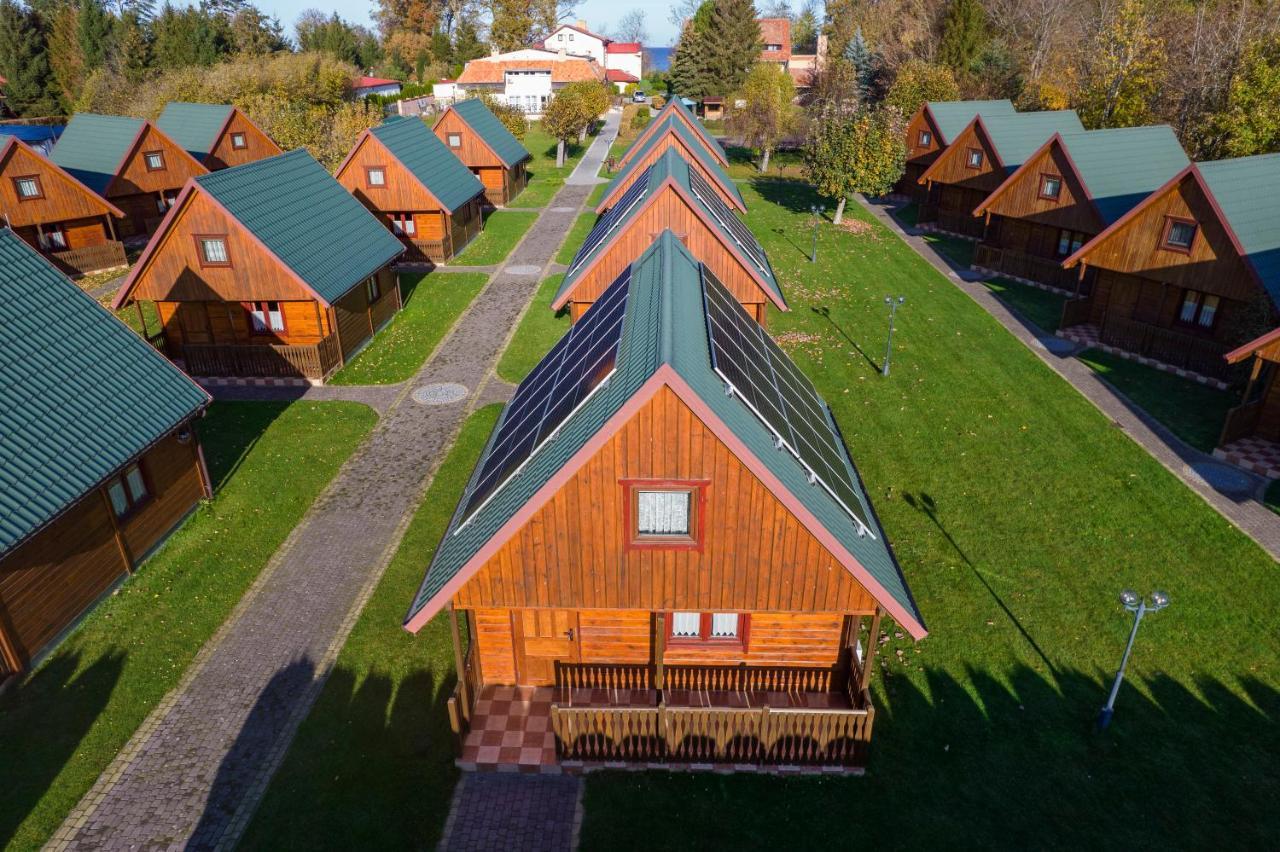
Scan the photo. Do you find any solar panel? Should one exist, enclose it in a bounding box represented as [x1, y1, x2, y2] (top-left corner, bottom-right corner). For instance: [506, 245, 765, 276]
[700, 267, 874, 536]
[687, 169, 770, 273]
[456, 266, 632, 527]
[566, 168, 652, 278]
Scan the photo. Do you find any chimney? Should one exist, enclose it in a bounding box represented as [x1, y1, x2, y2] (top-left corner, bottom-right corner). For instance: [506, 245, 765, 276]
[490, 45, 500, 57]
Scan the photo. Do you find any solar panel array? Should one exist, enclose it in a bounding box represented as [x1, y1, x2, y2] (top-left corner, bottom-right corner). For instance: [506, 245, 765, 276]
[687, 169, 770, 273]
[457, 267, 632, 525]
[565, 169, 652, 278]
[700, 267, 873, 535]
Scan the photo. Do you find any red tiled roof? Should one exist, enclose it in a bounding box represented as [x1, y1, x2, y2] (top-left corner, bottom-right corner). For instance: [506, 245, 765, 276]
[758, 17, 791, 59]
[353, 76, 401, 87]
[457, 57, 604, 85]
[606, 42, 642, 53]
[605, 69, 639, 82]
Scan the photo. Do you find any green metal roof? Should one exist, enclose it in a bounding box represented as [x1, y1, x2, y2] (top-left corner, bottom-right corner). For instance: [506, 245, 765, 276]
[156, 102, 234, 162]
[557, 148, 783, 307]
[663, 97, 728, 162]
[371, 116, 485, 212]
[0, 230, 209, 555]
[196, 149, 404, 305]
[606, 113, 744, 210]
[926, 99, 1015, 144]
[449, 99, 531, 168]
[979, 110, 1084, 173]
[50, 113, 146, 194]
[406, 231, 922, 632]
[1057, 126, 1189, 225]
[1198, 154, 1280, 306]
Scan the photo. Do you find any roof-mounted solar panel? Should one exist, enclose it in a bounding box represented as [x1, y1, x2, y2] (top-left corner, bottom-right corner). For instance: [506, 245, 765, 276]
[687, 169, 769, 272]
[566, 169, 652, 278]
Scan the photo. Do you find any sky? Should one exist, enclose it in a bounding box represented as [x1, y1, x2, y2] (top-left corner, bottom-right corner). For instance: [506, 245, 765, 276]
[258, 0, 687, 47]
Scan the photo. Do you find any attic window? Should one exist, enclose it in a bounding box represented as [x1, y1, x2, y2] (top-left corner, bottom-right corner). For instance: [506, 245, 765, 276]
[965, 147, 984, 169]
[1039, 174, 1062, 201]
[144, 150, 166, 171]
[917, 130, 932, 148]
[1162, 216, 1197, 252]
[230, 132, 247, 150]
[13, 175, 43, 199]
[196, 235, 230, 267]
[366, 166, 387, 188]
[447, 133, 462, 148]
[624, 479, 706, 551]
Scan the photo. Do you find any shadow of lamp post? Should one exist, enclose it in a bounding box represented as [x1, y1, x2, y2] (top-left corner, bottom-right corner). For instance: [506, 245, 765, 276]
[1097, 589, 1169, 730]
[809, 204, 824, 262]
[882, 296, 905, 377]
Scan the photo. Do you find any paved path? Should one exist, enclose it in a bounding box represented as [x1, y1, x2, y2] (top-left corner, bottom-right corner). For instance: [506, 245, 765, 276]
[437, 774, 583, 852]
[47, 154, 605, 850]
[859, 196, 1280, 560]
[566, 109, 619, 185]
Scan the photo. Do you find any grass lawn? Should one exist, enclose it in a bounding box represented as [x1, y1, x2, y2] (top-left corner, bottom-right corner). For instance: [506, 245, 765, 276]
[453, 211, 536, 266]
[586, 182, 608, 208]
[0, 401, 377, 851]
[515, 123, 590, 208]
[106, 297, 160, 338]
[239, 405, 502, 852]
[922, 231, 976, 268]
[555, 213, 597, 266]
[1077, 348, 1237, 453]
[495, 274, 569, 384]
[981, 277, 1068, 333]
[725, 145, 805, 180]
[330, 272, 488, 385]
[579, 178, 1280, 848]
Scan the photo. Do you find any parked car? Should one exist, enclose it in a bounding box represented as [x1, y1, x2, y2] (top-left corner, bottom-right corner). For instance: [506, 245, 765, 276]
[632, 91, 648, 103]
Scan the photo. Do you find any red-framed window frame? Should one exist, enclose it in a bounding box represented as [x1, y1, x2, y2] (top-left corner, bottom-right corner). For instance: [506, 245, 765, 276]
[230, 131, 247, 150]
[143, 149, 166, 172]
[242, 300, 287, 335]
[193, 233, 231, 268]
[105, 461, 153, 522]
[964, 147, 984, 170]
[666, 611, 750, 650]
[1038, 173, 1063, 201]
[916, 129, 932, 148]
[388, 212, 416, 237]
[41, 224, 68, 250]
[620, 478, 709, 552]
[12, 174, 44, 200]
[1160, 215, 1198, 254]
[365, 165, 388, 189]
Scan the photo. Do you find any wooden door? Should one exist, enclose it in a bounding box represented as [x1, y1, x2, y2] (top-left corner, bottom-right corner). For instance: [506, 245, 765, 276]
[513, 610, 579, 686]
[176, 302, 213, 344]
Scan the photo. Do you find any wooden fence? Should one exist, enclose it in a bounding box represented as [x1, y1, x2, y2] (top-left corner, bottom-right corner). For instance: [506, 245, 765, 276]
[554, 662, 840, 695]
[973, 245, 1092, 294]
[402, 238, 448, 263]
[1099, 315, 1233, 378]
[918, 205, 985, 239]
[50, 241, 127, 275]
[181, 334, 342, 380]
[1060, 297, 1093, 329]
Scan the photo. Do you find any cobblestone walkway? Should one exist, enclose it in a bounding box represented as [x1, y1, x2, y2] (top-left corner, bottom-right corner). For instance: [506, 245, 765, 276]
[46, 174, 601, 850]
[438, 774, 583, 852]
[859, 195, 1280, 560]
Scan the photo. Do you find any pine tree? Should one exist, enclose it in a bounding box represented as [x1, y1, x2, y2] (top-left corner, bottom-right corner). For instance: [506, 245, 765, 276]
[111, 10, 152, 84]
[0, 0, 60, 115]
[704, 0, 760, 95]
[937, 0, 986, 76]
[843, 26, 874, 102]
[452, 16, 484, 63]
[49, 4, 86, 105]
[77, 0, 113, 71]
[670, 19, 712, 98]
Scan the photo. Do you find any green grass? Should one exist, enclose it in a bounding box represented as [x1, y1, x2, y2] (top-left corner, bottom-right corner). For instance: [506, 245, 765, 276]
[555, 213, 597, 266]
[896, 201, 920, 227]
[453, 211, 536, 266]
[239, 405, 502, 852]
[514, 123, 591, 208]
[586, 182, 608, 208]
[580, 177, 1280, 849]
[981, 277, 1068, 333]
[108, 298, 160, 338]
[725, 145, 805, 180]
[329, 273, 488, 385]
[922, 231, 976, 268]
[0, 401, 377, 851]
[1077, 348, 1236, 453]
[495, 275, 569, 384]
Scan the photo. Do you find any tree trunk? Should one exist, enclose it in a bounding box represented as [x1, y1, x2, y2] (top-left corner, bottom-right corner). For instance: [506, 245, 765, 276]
[578, 122, 588, 143]
[556, 138, 565, 168]
[834, 196, 847, 225]
[760, 146, 771, 173]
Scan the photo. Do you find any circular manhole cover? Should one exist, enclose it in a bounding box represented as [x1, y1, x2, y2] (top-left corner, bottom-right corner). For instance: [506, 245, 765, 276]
[505, 264, 541, 275]
[1187, 461, 1255, 495]
[412, 382, 469, 406]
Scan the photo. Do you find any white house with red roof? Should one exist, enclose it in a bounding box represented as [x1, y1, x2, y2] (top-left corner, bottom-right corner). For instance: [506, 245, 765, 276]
[454, 48, 606, 116]
[353, 76, 403, 98]
[542, 21, 644, 86]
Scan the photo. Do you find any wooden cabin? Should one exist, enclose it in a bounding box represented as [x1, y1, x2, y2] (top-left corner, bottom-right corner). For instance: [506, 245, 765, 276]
[112, 149, 406, 383]
[156, 101, 282, 171]
[50, 113, 208, 238]
[1060, 155, 1280, 383]
[894, 99, 1014, 202]
[432, 99, 531, 206]
[617, 97, 728, 170]
[598, 111, 744, 214]
[0, 136, 127, 274]
[555, 149, 786, 324]
[1216, 327, 1280, 478]
[0, 230, 211, 679]
[335, 116, 485, 263]
[916, 110, 1083, 239]
[404, 232, 925, 771]
[972, 126, 1188, 293]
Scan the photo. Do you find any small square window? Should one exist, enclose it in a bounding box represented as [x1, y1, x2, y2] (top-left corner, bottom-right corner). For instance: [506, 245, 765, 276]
[671, 612, 701, 637]
[366, 276, 381, 302]
[447, 133, 462, 148]
[965, 147, 984, 169]
[917, 130, 932, 147]
[366, 166, 387, 187]
[637, 490, 690, 536]
[14, 176, 42, 199]
[106, 462, 150, 519]
[230, 132, 247, 150]
[143, 150, 166, 171]
[1164, 218, 1197, 251]
[198, 236, 229, 266]
[624, 480, 705, 550]
[1039, 174, 1062, 200]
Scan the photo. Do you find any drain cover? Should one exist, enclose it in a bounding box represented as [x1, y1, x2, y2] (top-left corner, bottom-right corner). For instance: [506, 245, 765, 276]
[412, 382, 468, 405]
[505, 264, 541, 275]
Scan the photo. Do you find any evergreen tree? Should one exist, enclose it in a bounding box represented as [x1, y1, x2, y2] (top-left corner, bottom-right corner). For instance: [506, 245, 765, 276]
[792, 0, 818, 52]
[49, 3, 86, 105]
[937, 0, 986, 76]
[704, 0, 759, 95]
[670, 19, 713, 98]
[77, 0, 113, 71]
[110, 10, 152, 84]
[452, 16, 484, 63]
[0, 0, 60, 115]
[843, 26, 874, 101]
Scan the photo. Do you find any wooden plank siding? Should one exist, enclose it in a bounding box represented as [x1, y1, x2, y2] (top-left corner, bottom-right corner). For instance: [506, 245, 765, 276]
[979, 141, 1102, 235]
[432, 111, 527, 206]
[452, 385, 878, 614]
[893, 107, 944, 199]
[917, 121, 1005, 237]
[204, 111, 282, 171]
[564, 188, 770, 322]
[0, 141, 117, 230]
[107, 124, 207, 236]
[0, 430, 205, 674]
[601, 132, 741, 212]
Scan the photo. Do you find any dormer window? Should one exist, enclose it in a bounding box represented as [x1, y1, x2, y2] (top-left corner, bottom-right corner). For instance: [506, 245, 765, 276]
[965, 147, 984, 169]
[1039, 174, 1062, 200]
[1162, 216, 1197, 252]
[366, 166, 387, 188]
[143, 150, 166, 171]
[230, 132, 247, 150]
[917, 130, 932, 147]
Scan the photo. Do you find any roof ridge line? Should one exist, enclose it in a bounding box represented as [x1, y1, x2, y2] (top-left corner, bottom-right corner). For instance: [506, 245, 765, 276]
[659, 231, 676, 363]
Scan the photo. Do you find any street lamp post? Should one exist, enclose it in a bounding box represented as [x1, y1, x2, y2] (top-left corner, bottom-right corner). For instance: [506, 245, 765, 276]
[882, 296, 905, 377]
[1097, 589, 1169, 730]
[809, 205, 824, 262]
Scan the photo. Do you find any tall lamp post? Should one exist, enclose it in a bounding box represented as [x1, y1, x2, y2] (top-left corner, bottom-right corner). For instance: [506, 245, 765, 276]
[809, 204, 824, 263]
[882, 296, 905, 377]
[1097, 589, 1169, 730]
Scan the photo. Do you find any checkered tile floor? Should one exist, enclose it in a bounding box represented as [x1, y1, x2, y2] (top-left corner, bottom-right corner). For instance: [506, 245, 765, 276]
[1214, 437, 1280, 479]
[1058, 323, 1101, 348]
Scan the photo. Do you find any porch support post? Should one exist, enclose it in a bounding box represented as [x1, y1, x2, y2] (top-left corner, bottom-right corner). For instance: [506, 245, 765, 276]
[105, 214, 117, 242]
[136, 302, 148, 339]
[449, 603, 469, 718]
[1241, 356, 1263, 403]
[1074, 262, 1087, 298]
[653, 612, 665, 692]
[858, 608, 883, 694]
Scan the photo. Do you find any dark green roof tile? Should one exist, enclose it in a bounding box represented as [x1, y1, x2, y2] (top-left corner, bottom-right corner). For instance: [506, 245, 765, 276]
[449, 99, 530, 168]
[607, 113, 744, 209]
[50, 113, 146, 194]
[156, 102, 235, 161]
[980, 110, 1084, 172]
[925, 99, 1015, 144]
[372, 116, 485, 212]
[1198, 154, 1280, 306]
[1057, 126, 1188, 225]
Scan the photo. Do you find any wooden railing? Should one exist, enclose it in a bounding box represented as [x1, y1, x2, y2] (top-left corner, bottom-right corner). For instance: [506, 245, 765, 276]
[447, 646, 481, 749]
[1060, 297, 1094, 329]
[1099, 315, 1234, 378]
[917, 205, 985, 239]
[550, 696, 875, 766]
[664, 664, 836, 694]
[973, 244, 1092, 293]
[1219, 400, 1263, 447]
[49, 241, 127, 275]
[557, 662, 652, 691]
[180, 334, 342, 380]
[401, 238, 447, 263]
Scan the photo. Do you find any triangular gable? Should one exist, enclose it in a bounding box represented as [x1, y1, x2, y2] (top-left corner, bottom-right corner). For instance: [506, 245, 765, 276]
[405, 366, 926, 637]
[619, 99, 727, 168]
[918, 115, 1003, 185]
[973, 132, 1097, 223]
[0, 136, 124, 219]
[104, 120, 209, 197]
[598, 117, 744, 213]
[334, 130, 450, 212]
[433, 100, 530, 168]
[156, 102, 235, 162]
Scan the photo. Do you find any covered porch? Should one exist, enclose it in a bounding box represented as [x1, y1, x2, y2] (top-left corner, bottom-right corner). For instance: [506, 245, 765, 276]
[973, 243, 1096, 295]
[1213, 330, 1280, 478]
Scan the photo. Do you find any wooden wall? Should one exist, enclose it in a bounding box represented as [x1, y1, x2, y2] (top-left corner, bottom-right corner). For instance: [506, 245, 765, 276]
[621, 112, 725, 168]
[922, 122, 1004, 199]
[0, 142, 114, 229]
[205, 111, 282, 171]
[602, 133, 740, 212]
[980, 141, 1102, 234]
[12, 217, 112, 252]
[109, 124, 205, 199]
[452, 385, 878, 614]
[1074, 173, 1259, 302]
[336, 134, 448, 215]
[0, 430, 204, 674]
[433, 110, 504, 170]
[157, 299, 331, 349]
[903, 108, 943, 168]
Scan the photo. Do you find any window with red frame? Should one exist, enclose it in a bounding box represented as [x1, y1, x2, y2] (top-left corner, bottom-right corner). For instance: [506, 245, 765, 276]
[39, 225, 68, 251]
[230, 132, 247, 150]
[668, 612, 749, 647]
[143, 150, 166, 171]
[917, 130, 932, 148]
[366, 166, 387, 188]
[1162, 217, 1197, 252]
[1039, 173, 1063, 200]
[245, 301, 285, 334]
[388, 212, 416, 236]
[965, 147, 984, 169]
[13, 175, 42, 199]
